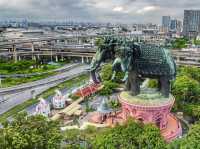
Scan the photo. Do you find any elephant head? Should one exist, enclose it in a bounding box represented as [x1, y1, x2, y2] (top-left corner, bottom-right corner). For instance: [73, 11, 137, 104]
[111, 41, 141, 82]
[90, 36, 117, 83]
[90, 37, 141, 84]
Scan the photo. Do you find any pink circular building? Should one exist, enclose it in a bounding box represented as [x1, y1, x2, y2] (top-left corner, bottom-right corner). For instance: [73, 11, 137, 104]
[119, 91, 182, 142]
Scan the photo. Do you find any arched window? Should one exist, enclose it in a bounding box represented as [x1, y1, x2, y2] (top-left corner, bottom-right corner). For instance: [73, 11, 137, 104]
[155, 118, 162, 128]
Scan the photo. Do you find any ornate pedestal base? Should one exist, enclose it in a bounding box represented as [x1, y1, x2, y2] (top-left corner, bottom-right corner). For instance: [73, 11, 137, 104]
[119, 91, 182, 142]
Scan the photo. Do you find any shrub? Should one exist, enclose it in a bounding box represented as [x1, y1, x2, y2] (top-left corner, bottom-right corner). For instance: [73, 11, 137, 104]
[148, 79, 158, 88]
[172, 75, 200, 103]
[108, 100, 121, 109]
[91, 119, 165, 149]
[100, 64, 113, 81]
[114, 71, 125, 83]
[99, 81, 119, 96]
[0, 112, 62, 149]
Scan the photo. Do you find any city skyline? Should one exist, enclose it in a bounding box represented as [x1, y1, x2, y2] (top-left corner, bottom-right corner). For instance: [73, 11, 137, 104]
[0, 0, 200, 24]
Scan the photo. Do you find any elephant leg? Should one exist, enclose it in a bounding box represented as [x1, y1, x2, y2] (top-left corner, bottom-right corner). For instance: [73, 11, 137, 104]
[91, 71, 98, 83]
[111, 61, 117, 80]
[129, 70, 140, 96]
[111, 71, 116, 80]
[125, 79, 131, 91]
[160, 77, 170, 97]
[112, 59, 122, 81]
[125, 72, 131, 91]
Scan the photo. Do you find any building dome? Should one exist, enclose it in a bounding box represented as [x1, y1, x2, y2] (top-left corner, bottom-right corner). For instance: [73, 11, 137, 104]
[52, 89, 66, 109]
[35, 98, 50, 117]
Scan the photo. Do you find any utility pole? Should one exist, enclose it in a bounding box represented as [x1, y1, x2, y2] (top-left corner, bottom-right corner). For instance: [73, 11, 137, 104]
[0, 77, 2, 88]
[51, 44, 53, 62]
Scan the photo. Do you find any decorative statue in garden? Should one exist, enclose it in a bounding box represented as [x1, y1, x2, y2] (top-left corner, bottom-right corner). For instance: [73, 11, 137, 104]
[90, 36, 176, 97]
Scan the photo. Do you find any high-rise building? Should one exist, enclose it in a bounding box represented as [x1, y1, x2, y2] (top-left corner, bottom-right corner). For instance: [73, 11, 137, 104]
[162, 16, 171, 28]
[183, 10, 200, 38]
[170, 19, 182, 32]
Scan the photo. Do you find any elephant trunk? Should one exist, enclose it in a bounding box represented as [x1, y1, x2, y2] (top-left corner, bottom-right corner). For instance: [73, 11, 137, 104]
[90, 49, 104, 83]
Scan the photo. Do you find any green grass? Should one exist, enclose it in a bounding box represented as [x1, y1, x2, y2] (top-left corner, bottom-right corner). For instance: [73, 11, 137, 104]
[0, 62, 71, 87]
[120, 91, 173, 106]
[0, 60, 66, 75]
[0, 74, 89, 123]
[1, 72, 56, 88]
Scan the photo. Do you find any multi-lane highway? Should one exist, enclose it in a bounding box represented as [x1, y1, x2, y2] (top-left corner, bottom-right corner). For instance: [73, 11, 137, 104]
[0, 64, 89, 115]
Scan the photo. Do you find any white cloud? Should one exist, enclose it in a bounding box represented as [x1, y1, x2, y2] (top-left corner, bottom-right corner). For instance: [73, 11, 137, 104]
[136, 6, 160, 14]
[113, 6, 124, 12]
[0, 0, 31, 8]
[113, 6, 131, 14]
[0, 0, 200, 23]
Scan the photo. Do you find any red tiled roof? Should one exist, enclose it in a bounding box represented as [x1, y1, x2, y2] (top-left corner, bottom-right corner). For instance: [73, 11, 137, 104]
[75, 83, 101, 97]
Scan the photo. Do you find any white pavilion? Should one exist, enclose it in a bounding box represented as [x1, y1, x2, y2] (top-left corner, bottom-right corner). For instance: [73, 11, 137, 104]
[35, 98, 51, 117]
[52, 89, 66, 109]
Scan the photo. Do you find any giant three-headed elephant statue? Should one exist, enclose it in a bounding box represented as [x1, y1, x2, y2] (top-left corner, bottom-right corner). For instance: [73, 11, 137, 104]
[90, 37, 176, 97]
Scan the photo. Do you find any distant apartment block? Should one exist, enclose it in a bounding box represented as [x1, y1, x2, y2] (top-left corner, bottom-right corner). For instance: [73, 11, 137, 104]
[183, 10, 200, 39]
[162, 16, 171, 31]
[170, 19, 182, 32]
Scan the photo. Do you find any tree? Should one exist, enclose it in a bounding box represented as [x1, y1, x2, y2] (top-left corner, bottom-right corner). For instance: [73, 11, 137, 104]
[62, 126, 98, 149]
[172, 75, 200, 103]
[139, 124, 166, 149]
[171, 38, 188, 49]
[172, 74, 200, 119]
[168, 122, 200, 149]
[91, 119, 166, 149]
[95, 38, 104, 47]
[100, 63, 125, 83]
[62, 129, 82, 149]
[108, 100, 121, 109]
[183, 104, 200, 121]
[179, 66, 200, 82]
[114, 71, 125, 83]
[0, 112, 62, 149]
[192, 38, 200, 45]
[100, 64, 113, 82]
[99, 81, 118, 96]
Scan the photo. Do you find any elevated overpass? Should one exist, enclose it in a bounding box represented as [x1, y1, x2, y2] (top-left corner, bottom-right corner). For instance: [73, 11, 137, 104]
[172, 49, 200, 67]
[2, 34, 200, 67]
[0, 33, 134, 48]
[0, 51, 94, 58]
[0, 44, 96, 63]
[0, 35, 96, 47]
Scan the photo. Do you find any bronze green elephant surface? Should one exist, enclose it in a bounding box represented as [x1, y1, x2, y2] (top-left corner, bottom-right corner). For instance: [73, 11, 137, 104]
[90, 37, 176, 97]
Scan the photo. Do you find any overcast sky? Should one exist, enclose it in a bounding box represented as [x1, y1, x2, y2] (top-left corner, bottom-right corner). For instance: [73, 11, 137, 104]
[0, 0, 200, 24]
